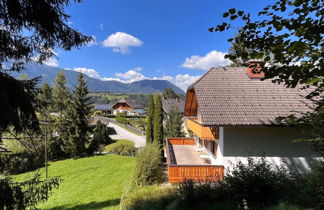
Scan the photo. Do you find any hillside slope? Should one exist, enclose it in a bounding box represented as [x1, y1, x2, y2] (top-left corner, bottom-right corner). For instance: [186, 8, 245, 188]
[12, 63, 185, 94]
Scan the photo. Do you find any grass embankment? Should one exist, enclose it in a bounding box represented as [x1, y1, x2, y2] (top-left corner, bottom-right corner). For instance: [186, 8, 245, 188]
[14, 154, 135, 210]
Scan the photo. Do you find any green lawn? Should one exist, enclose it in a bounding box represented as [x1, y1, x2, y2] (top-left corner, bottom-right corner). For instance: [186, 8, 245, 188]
[14, 154, 135, 210]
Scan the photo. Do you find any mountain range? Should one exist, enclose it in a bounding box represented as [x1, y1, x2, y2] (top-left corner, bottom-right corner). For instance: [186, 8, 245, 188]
[12, 63, 185, 94]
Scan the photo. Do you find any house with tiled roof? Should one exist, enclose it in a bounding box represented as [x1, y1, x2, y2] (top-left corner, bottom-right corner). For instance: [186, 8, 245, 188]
[112, 98, 145, 116]
[162, 97, 185, 114]
[166, 61, 319, 183]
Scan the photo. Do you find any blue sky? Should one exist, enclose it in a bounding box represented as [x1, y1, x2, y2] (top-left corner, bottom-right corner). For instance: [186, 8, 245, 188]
[48, 0, 272, 90]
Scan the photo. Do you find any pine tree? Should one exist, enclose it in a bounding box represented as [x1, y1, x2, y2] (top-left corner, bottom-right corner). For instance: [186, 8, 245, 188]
[52, 72, 70, 157]
[62, 73, 93, 157]
[165, 108, 185, 137]
[88, 121, 111, 155]
[153, 95, 163, 152]
[145, 95, 155, 144]
[37, 82, 53, 119]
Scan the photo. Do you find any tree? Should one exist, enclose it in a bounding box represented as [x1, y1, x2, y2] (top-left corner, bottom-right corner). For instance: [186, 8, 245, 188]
[162, 88, 179, 99]
[209, 0, 323, 155]
[165, 108, 185, 138]
[153, 95, 164, 158]
[227, 32, 252, 67]
[88, 121, 111, 155]
[145, 95, 155, 144]
[62, 73, 93, 157]
[37, 82, 53, 118]
[0, 0, 92, 134]
[52, 72, 70, 157]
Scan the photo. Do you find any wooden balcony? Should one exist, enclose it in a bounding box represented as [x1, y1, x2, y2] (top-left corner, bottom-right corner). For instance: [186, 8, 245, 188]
[166, 137, 224, 183]
[186, 118, 219, 140]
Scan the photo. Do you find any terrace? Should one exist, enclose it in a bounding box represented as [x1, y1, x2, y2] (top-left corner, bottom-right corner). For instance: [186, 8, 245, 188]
[166, 137, 224, 183]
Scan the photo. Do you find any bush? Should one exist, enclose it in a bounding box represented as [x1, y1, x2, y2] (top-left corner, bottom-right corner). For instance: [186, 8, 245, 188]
[120, 185, 175, 210]
[132, 143, 161, 186]
[0, 152, 44, 175]
[116, 113, 130, 124]
[105, 140, 136, 156]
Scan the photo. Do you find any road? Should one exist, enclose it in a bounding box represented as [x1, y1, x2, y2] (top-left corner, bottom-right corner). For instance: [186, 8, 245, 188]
[108, 122, 146, 148]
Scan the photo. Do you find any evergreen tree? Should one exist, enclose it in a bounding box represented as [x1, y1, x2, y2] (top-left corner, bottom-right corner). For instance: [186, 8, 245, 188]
[62, 73, 93, 157]
[88, 121, 111, 155]
[52, 72, 70, 157]
[145, 95, 155, 144]
[165, 108, 185, 138]
[37, 82, 53, 118]
[162, 88, 179, 99]
[153, 95, 164, 155]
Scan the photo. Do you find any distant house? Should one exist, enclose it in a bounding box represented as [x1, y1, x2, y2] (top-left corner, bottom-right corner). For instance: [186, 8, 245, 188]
[161, 97, 185, 115]
[113, 99, 145, 116]
[166, 61, 320, 183]
[94, 104, 113, 115]
[94, 99, 145, 116]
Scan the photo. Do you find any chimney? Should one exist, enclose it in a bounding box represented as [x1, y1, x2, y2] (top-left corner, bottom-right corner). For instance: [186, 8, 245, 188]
[246, 60, 265, 79]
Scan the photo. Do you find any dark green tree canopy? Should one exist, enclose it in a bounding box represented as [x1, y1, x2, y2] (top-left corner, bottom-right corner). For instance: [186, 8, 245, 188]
[0, 0, 91, 133]
[209, 0, 323, 95]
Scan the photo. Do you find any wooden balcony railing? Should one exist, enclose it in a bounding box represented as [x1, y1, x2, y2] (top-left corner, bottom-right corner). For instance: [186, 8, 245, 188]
[166, 137, 224, 183]
[186, 118, 219, 140]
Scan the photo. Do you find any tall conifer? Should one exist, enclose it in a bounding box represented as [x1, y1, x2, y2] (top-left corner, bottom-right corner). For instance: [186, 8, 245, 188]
[62, 73, 93, 157]
[145, 95, 155, 144]
[153, 95, 163, 153]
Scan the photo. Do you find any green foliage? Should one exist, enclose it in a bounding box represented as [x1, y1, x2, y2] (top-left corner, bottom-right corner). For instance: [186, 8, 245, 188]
[52, 72, 70, 157]
[105, 140, 136, 156]
[116, 113, 130, 124]
[153, 95, 163, 145]
[210, 0, 324, 155]
[37, 82, 53, 118]
[0, 175, 61, 210]
[0, 152, 44, 174]
[162, 88, 179, 99]
[132, 143, 161, 186]
[165, 108, 185, 138]
[145, 95, 154, 144]
[88, 121, 112, 155]
[0, 0, 91, 134]
[120, 185, 175, 210]
[62, 73, 93, 157]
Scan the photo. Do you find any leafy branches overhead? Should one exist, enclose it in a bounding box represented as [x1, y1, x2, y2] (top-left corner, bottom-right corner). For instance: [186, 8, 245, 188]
[0, 175, 61, 210]
[0, 0, 92, 133]
[209, 0, 323, 93]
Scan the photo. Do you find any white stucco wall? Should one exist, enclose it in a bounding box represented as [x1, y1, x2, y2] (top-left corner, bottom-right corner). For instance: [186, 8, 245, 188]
[221, 127, 320, 173]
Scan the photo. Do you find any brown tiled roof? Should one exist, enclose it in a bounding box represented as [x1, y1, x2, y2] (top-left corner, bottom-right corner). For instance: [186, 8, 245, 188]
[162, 97, 185, 114]
[189, 67, 313, 126]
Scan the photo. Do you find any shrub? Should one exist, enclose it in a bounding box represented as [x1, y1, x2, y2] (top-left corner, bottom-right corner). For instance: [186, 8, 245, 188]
[120, 185, 175, 210]
[132, 143, 161, 186]
[105, 140, 136, 156]
[0, 152, 44, 175]
[116, 113, 130, 124]
[221, 157, 290, 209]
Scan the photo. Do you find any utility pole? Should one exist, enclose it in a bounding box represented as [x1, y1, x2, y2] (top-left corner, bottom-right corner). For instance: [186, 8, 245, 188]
[45, 117, 48, 179]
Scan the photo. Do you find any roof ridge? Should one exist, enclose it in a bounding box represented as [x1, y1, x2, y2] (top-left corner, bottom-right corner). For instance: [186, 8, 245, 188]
[187, 67, 223, 90]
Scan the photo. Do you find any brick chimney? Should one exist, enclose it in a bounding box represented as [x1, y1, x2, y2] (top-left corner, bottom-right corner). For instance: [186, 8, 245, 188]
[246, 60, 265, 79]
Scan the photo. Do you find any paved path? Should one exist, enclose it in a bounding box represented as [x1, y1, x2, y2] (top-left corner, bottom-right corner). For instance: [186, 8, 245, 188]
[108, 122, 146, 148]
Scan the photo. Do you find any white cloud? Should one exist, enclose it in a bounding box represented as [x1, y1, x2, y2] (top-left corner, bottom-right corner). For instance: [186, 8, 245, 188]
[99, 24, 104, 31]
[181, 50, 230, 70]
[174, 74, 201, 90]
[72, 67, 100, 79]
[102, 32, 143, 54]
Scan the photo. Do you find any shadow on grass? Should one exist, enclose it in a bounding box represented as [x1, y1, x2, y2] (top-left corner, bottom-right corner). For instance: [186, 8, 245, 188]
[46, 198, 120, 210]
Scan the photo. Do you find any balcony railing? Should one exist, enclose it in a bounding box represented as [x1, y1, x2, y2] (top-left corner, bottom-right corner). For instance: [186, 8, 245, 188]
[166, 137, 224, 183]
[186, 118, 219, 140]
